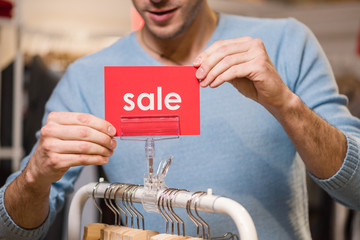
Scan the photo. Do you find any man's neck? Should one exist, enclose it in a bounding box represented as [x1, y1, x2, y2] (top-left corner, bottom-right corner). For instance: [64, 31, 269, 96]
[137, 3, 218, 66]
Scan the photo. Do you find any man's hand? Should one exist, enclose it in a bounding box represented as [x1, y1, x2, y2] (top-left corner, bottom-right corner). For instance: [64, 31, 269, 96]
[5, 112, 117, 229]
[25, 112, 117, 188]
[194, 37, 346, 180]
[193, 37, 295, 114]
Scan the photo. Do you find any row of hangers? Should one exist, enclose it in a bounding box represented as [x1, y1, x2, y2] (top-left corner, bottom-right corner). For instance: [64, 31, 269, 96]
[82, 182, 239, 240]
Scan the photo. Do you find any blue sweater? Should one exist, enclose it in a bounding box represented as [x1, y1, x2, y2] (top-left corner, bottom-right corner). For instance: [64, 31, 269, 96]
[1, 14, 360, 240]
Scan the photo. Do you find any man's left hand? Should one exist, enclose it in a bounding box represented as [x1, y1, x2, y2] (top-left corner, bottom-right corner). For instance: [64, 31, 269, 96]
[193, 37, 294, 112]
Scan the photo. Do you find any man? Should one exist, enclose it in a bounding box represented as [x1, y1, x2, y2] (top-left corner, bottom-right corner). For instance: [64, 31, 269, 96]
[1, 0, 360, 239]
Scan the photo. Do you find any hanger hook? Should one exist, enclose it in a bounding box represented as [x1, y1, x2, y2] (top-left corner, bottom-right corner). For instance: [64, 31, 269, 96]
[121, 184, 132, 227]
[162, 188, 175, 235]
[109, 183, 122, 225]
[104, 184, 118, 225]
[130, 185, 145, 230]
[193, 192, 210, 239]
[164, 189, 177, 235]
[187, 192, 203, 238]
[92, 178, 104, 223]
[114, 183, 128, 226]
[125, 185, 140, 229]
[170, 189, 189, 236]
[123, 185, 135, 228]
[157, 189, 170, 234]
[167, 189, 180, 236]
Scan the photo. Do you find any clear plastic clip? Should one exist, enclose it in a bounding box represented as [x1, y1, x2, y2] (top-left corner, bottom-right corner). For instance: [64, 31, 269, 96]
[119, 115, 179, 212]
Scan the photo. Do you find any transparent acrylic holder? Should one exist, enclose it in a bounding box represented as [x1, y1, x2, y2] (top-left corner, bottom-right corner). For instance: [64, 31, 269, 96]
[120, 115, 180, 213]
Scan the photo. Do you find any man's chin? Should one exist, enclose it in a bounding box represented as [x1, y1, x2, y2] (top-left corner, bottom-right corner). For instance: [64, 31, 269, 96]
[150, 26, 187, 40]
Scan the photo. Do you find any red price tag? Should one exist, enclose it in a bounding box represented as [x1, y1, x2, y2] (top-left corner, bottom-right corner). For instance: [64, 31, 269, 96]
[105, 66, 200, 136]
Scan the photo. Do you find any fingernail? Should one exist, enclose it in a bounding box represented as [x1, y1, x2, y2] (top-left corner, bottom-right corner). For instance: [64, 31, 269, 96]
[200, 80, 207, 88]
[193, 57, 202, 66]
[108, 126, 116, 136]
[196, 67, 204, 79]
[111, 139, 117, 148]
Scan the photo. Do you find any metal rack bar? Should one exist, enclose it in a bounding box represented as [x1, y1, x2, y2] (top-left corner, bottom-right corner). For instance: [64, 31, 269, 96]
[68, 182, 258, 240]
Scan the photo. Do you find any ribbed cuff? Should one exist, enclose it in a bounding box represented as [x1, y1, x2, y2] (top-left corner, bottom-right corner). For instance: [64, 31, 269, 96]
[311, 134, 360, 191]
[0, 183, 50, 240]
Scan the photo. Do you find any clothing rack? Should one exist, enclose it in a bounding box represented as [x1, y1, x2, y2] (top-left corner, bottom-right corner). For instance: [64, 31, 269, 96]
[68, 182, 258, 240]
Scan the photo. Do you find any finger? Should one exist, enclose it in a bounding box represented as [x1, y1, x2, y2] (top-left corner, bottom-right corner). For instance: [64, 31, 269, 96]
[41, 123, 117, 150]
[199, 52, 254, 88]
[46, 112, 116, 137]
[209, 62, 253, 88]
[206, 46, 267, 88]
[42, 138, 114, 157]
[194, 37, 253, 79]
[47, 152, 109, 169]
[193, 37, 253, 67]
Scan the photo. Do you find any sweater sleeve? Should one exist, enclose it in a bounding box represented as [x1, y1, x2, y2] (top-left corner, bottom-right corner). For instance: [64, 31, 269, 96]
[282, 18, 360, 210]
[0, 161, 51, 240]
[0, 65, 86, 239]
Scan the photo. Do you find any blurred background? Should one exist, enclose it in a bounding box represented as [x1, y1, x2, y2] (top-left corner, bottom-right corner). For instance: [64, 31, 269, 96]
[0, 0, 359, 239]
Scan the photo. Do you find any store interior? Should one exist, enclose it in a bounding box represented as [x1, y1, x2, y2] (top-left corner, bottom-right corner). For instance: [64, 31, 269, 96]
[0, 0, 359, 239]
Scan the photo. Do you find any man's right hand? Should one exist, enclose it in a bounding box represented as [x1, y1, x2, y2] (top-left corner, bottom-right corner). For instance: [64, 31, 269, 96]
[4, 112, 117, 229]
[25, 112, 117, 187]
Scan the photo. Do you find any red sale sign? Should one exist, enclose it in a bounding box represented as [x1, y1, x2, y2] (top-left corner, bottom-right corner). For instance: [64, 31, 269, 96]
[105, 66, 200, 136]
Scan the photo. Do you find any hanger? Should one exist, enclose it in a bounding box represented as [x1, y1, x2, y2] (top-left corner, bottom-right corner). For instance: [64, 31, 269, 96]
[185, 191, 209, 240]
[117, 184, 158, 240]
[102, 183, 125, 240]
[129, 185, 159, 240]
[151, 188, 194, 240]
[167, 189, 184, 236]
[193, 192, 209, 239]
[114, 183, 128, 226]
[168, 189, 191, 240]
[188, 192, 240, 240]
[149, 189, 175, 240]
[82, 178, 108, 240]
[105, 184, 138, 240]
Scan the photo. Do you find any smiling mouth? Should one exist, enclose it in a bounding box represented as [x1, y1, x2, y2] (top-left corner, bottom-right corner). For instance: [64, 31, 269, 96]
[149, 8, 177, 15]
[147, 8, 177, 23]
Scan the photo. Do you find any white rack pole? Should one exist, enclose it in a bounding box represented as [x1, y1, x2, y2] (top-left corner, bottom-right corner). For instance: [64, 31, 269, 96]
[68, 183, 257, 240]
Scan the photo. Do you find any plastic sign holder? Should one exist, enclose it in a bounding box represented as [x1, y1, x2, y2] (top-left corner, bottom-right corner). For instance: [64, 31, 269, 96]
[120, 115, 180, 213]
[120, 115, 180, 139]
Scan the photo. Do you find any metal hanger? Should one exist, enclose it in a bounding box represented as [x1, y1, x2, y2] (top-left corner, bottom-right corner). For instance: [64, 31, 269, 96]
[129, 185, 145, 230]
[193, 192, 210, 239]
[186, 192, 203, 238]
[157, 189, 170, 234]
[113, 183, 128, 227]
[125, 184, 142, 229]
[168, 189, 188, 236]
[92, 178, 104, 223]
[103, 183, 118, 225]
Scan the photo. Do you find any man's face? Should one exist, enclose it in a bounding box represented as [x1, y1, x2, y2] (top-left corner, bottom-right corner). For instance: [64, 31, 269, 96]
[132, 0, 204, 39]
